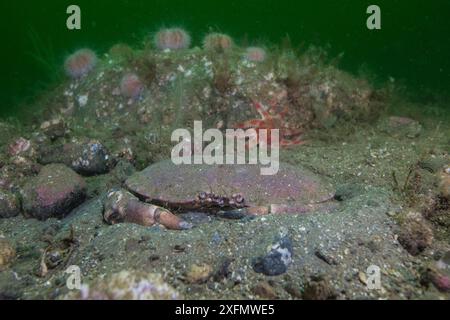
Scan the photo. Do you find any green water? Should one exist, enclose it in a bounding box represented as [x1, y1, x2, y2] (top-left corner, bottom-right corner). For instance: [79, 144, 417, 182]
[1, 0, 449, 117]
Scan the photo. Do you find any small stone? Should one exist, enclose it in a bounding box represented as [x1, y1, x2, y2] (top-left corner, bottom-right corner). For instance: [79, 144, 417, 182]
[0, 238, 16, 270]
[0, 190, 20, 218]
[253, 281, 277, 299]
[252, 234, 293, 276]
[185, 263, 213, 284]
[71, 140, 112, 176]
[358, 271, 368, 285]
[21, 164, 86, 220]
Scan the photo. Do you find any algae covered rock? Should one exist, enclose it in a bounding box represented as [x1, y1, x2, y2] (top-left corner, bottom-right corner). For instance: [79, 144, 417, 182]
[0, 190, 20, 218]
[21, 164, 86, 220]
[63, 270, 180, 300]
[39, 139, 112, 176]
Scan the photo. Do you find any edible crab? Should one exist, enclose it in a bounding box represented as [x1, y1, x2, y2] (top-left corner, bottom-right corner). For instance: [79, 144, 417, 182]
[103, 160, 337, 230]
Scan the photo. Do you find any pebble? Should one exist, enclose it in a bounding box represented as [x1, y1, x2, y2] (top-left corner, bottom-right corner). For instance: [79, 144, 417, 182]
[185, 263, 213, 284]
[252, 234, 293, 276]
[0, 190, 20, 218]
[21, 164, 86, 220]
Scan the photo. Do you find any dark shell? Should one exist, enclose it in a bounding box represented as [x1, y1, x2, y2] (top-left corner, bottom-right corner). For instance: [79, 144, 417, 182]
[124, 160, 334, 212]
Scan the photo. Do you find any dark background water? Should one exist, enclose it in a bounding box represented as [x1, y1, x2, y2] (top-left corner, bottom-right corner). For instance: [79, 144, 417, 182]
[1, 0, 449, 117]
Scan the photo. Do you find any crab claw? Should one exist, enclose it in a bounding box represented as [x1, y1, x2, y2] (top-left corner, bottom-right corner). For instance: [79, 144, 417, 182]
[103, 189, 192, 230]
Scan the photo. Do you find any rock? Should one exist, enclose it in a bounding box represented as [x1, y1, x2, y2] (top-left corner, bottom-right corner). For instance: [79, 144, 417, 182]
[40, 118, 67, 140]
[252, 233, 293, 276]
[358, 271, 368, 285]
[0, 238, 16, 270]
[70, 140, 112, 176]
[397, 212, 433, 256]
[8, 137, 33, 157]
[378, 116, 422, 138]
[185, 263, 213, 284]
[63, 270, 180, 300]
[39, 139, 112, 176]
[0, 190, 20, 218]
[21, 164, 86, 220]
[253, 281, 277, 299]
[302, 276, 336, 300]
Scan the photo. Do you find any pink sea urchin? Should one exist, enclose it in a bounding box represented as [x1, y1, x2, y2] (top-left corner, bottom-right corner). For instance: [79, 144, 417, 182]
[245, 47, 267, 62]
[203, 33, 234, 52]
[154, 28, 191, 50]
[64, 49, 97, 79]
[120, 73, 144, 99]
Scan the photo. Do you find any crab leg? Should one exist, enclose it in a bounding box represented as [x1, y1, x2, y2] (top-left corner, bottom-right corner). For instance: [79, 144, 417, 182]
[234, 119, 267, 129]
[103, 189, 192, 230]
[223, 201, 338, 217]
[280, 138, 307, 147]
[253, 101, 271, 118]
[282, 128, 303, 137]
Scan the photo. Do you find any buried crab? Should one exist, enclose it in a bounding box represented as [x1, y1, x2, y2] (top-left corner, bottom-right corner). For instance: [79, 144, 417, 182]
[103, 160, 338, 230]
